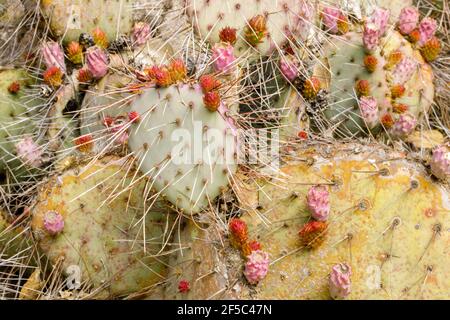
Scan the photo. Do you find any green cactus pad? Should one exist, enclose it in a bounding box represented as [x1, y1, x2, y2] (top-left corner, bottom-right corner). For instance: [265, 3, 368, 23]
[31, 156, 176, 298]
[46, 71, 83, 155]
[0, 68, 41, 177]
[128, 83, 237, 214]
[184, 0, 315, 57]
[164, 218, 230, 299]
[40, 0, 136, 44]
[315, 30, 434, 136]
[80, 72, 134, 152]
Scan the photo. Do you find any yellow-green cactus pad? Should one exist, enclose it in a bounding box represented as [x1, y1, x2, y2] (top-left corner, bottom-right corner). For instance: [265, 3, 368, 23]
[31, 156, 176, 298]
[167, 142, 449, 299]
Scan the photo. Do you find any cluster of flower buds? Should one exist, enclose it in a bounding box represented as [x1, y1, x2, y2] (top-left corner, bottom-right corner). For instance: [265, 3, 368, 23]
[397, 7, 441, 61]
[297, 186, 331, 250]
[40, 28, 113, 90]
[144, 59, 188, 87]
[228, 218, 269, 285]
[280, 55, 301, 82]
[199, 74, 222, 112]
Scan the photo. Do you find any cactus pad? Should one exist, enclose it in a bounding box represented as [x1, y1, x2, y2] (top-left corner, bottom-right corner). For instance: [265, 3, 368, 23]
[167, 142, 450, 299]
[0, 68, 41, 176]
[40, 0, 137, 44]
[315, 30, 434, 137]
[31, 156, 176, 298]
[128, 82, 238, 214]
[184, 0, 315, 57]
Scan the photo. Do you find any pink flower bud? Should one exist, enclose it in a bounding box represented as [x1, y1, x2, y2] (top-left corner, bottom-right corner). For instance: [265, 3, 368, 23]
[211, 43, 236, 74]
[398, 7, 419, 35]
[321, 7, 341, 34]
[392, 113, 417, 137]
[244, 250, 270, 285]
[430, 145, 450, 181]
[418, 17, 437, 46]
[41, 42, 66, 72]
[307, 186, 330, 221]
[369, 7, 390, 36]
[86, 47, 109, 79]
[132, 22, 151, 47]
[44, 211, 64, 235]
[329, 263, 352, 300]
[359, 96, 379, 128]
[280, 55, 300, 81]
[363, 23, 380, 52]
[15, 137, 43, 168]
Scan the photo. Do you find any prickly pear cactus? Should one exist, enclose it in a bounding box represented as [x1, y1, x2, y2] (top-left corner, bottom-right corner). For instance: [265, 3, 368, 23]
[0, 68, 44, 177]
[305, 4, 440, 139]
[184, 0, 315, 57]
[315, 30, 434, 137]
[166, 142, 450, 299]
[79, 72, 134, 152]
[30, 156, 176, 298]
[128, 78, 238, 214]
[40, 0, 142, 44]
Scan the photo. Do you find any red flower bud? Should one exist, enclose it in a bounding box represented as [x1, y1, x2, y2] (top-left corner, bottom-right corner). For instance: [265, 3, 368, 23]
[203, 91, 221, 112]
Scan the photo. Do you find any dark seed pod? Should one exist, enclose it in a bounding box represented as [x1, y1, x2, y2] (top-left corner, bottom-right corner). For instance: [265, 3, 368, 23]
[108, 35, 131, 53]
[307, 90, 328, 114]
[79, 33, 94, 48]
